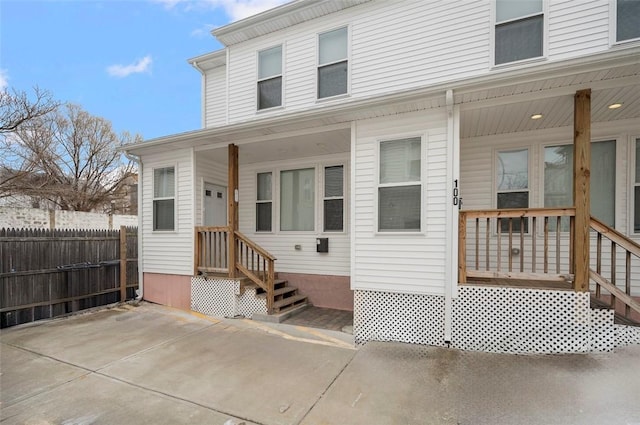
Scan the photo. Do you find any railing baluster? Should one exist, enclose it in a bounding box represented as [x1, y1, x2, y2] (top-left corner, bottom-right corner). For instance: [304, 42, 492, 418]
[555, 216, 561, 274]
[531, 217, 536, 273]
[485, 218, 490, 271]
[596, 232, 602, 298]
[610, 241, 616, 309]
[626, 251, 631, 318]
[569, 216, 575, 274]
[508, 218, 513, 272]
[544, 217, 549, 273]
[520, 216, 524, 273]
[475, 217, 479, 271]
[497, 218, 502, 272]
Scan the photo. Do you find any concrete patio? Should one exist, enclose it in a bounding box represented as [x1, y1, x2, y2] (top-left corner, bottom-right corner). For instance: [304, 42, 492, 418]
[1, 302, 639, 425]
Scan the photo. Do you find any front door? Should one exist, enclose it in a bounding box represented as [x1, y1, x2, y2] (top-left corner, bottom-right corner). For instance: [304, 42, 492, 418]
[204, 183, 227, 226]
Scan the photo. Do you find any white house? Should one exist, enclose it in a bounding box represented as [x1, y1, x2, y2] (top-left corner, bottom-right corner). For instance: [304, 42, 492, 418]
[124, 0, 640, 353]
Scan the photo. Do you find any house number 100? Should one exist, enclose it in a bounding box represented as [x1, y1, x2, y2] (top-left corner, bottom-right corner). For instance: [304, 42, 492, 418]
[453, 180, 462, 209]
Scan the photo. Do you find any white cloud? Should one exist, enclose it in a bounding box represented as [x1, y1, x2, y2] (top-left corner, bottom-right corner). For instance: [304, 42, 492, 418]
[107, 55, 153, 78]
[0, 69, 8, 90]
[155, 0, 289, 22]
[190, 23, 216, 38]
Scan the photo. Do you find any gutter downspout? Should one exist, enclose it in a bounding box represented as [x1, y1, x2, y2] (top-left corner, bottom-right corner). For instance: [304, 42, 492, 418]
[444, 89, 456, 344]
[124, 152, 144, 301]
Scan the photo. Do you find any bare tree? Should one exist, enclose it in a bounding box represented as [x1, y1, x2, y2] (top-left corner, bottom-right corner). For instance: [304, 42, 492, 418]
[2, 103, 141, 211]
[0, 86, 59, 134]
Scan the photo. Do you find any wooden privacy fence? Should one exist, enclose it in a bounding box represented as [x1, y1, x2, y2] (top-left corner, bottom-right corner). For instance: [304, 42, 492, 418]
[0, 226, 138, 328]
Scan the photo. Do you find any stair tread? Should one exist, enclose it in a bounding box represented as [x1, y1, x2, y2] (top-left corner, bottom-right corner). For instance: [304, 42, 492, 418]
[273, 286, 297, 296]
[273, 294, 307, 309]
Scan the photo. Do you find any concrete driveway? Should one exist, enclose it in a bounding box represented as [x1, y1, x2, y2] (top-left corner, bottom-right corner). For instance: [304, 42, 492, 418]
[1, 302, 639, 425]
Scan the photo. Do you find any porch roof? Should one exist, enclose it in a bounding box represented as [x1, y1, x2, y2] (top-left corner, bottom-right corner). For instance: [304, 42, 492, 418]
[123, 48, 640, 157]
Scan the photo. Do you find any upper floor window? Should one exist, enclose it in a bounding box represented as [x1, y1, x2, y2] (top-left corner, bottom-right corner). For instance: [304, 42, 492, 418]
[496, 149, 529, 232]
[153, 166, 175, 231]
[324, 165, 344, 232]
[256, 172, 272, 232]
[616, 0, 640, 42]
[318, 27, 348, 99]
[257, 45, 282, 110]
[378, 137, 422, 232]
[495, 0, 543, 65]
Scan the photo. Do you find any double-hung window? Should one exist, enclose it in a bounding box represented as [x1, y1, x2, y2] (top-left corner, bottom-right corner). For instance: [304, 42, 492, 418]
[635, 139, 640, 232]
[257, 45, 282, 110]
[280, 168, 315, 231]
[378, 137, 422, 232]
[153, 167, 175, 231]
[496, 149, 529, 232]
[318, 27, 348, 99]
[256, 172, 272, 232]
[543, 141, 616, 228]
[495, 0, 543, 65]
[324, 165, 344, 232]
[616, 0, 640, 42]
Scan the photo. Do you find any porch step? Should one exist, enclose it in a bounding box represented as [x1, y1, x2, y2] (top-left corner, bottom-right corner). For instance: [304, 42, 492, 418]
[590, 296, 640, 327]
[273, 294, 308, 313]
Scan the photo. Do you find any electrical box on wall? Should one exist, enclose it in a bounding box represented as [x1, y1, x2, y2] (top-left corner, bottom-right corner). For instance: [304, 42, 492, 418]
[316, 238, 328, 253]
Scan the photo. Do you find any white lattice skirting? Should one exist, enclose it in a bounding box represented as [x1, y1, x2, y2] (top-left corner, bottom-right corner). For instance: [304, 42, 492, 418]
[191, 276, 267, 319]
[354, 286, 640, 354]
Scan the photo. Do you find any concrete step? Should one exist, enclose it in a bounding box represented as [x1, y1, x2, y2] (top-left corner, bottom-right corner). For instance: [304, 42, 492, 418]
[252, 303, 308, 324]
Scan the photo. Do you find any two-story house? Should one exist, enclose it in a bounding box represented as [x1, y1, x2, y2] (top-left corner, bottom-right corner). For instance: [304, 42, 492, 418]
[124, 0, 640, 353]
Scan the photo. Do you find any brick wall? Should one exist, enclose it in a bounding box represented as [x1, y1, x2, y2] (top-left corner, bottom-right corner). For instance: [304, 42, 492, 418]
[0, 207, 137, 230]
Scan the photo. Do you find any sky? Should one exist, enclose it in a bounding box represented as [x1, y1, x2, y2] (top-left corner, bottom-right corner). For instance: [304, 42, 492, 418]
[0, 0, 287, 140]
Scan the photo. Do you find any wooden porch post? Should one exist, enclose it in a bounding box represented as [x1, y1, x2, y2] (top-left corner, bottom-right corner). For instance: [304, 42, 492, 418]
[573, 89, 591, 292]
[228, 143, 239, 278]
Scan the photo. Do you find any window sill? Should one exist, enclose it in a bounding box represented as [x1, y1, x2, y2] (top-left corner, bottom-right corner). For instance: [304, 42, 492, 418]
[491, 55, 547, 71]
[375, 230, 424, 236]
[316, 93, 350, 104]
[610, 37, 640, 49]
[256, 105, 284, 115]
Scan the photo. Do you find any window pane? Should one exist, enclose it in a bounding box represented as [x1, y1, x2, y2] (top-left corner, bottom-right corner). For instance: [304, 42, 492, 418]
[318, 61, 348, 98]
[325, 166, 343, 197]
[256, 203, 272, 232]
[497, 192, 528, 232]
[617, 0, 640, 41]
[495, 15, 543, 64]
[496, 0, 542, 22]
[324, 199, 343, 231]
[380, 138, 421, 184]
[635, 187, 640, 233]
[154, 167, 175, 198]
[280, 168, 315, 231]
[497, 149, 528, 190]
[153, 199, 174, 231]
[258, 46, 282, 79]
[544, 145, 573, 208]
[636, 139, 640, 183]
[257, 172, 272, 201]
[258, 77, 282, 109]
[319, 27, 347, 65]
[591, 140, 615, 227]
[379, 185, 421, 231]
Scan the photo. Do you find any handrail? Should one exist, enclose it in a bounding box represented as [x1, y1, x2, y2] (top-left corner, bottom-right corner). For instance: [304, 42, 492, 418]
[459, 207, 576, 284]
[234, 230, 276, 261]
[589, 217, 640, 322]
[235, 231, 276, 313]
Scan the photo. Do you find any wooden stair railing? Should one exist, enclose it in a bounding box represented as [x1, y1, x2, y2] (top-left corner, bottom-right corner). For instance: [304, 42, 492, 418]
[589, 217, 640, 324]
[194, 226, 277, 314]
[234, 230, 276, 314]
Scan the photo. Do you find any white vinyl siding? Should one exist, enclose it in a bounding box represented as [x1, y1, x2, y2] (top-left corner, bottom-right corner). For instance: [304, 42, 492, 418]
[238, 153, 350, 276]
[142, 149, 194, 275]
[354, 109, 448, 295]
[210, 1, 618, 125]
[204, 65, 227, 128]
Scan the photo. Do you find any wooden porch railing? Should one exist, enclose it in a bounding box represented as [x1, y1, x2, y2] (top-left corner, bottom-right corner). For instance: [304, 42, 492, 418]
[194, 226, 276, 313]
[458, 208, 576, 283]
[589, 217, 640, 323]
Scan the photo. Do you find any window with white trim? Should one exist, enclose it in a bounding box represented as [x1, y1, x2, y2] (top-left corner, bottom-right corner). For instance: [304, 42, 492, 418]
[544, 141, 616, 228]
[378, 137, 422, 232]
[153, 167, 175, 231]
[495, 0, 543, 65]
[634, 139, 639, 232]
[616, 0, 640, 42]
[318, 27, 348, 99]
[256, 172, 272, 232]
[496, 149, 528, 232]
[280, 168, 315, 231]
[324, 165, 344, 232]
[257, 45, 282, 110]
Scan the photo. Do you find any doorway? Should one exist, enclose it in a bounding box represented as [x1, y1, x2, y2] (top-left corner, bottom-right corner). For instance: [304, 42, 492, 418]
[204, 182, 227, 226]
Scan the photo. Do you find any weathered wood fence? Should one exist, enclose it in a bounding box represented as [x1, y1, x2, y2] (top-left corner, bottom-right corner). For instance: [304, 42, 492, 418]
[0, 226, 138, 328]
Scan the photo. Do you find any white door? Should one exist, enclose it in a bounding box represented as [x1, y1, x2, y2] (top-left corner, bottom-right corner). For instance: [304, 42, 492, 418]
[204, 183, 227, 226]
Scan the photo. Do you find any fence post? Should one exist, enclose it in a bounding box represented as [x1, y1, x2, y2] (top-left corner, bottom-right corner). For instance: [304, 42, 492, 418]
[120, 225, 127, 301]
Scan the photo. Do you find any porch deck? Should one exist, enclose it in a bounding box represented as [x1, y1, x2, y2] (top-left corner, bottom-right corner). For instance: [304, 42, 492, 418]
[465, 277, 572, 291]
